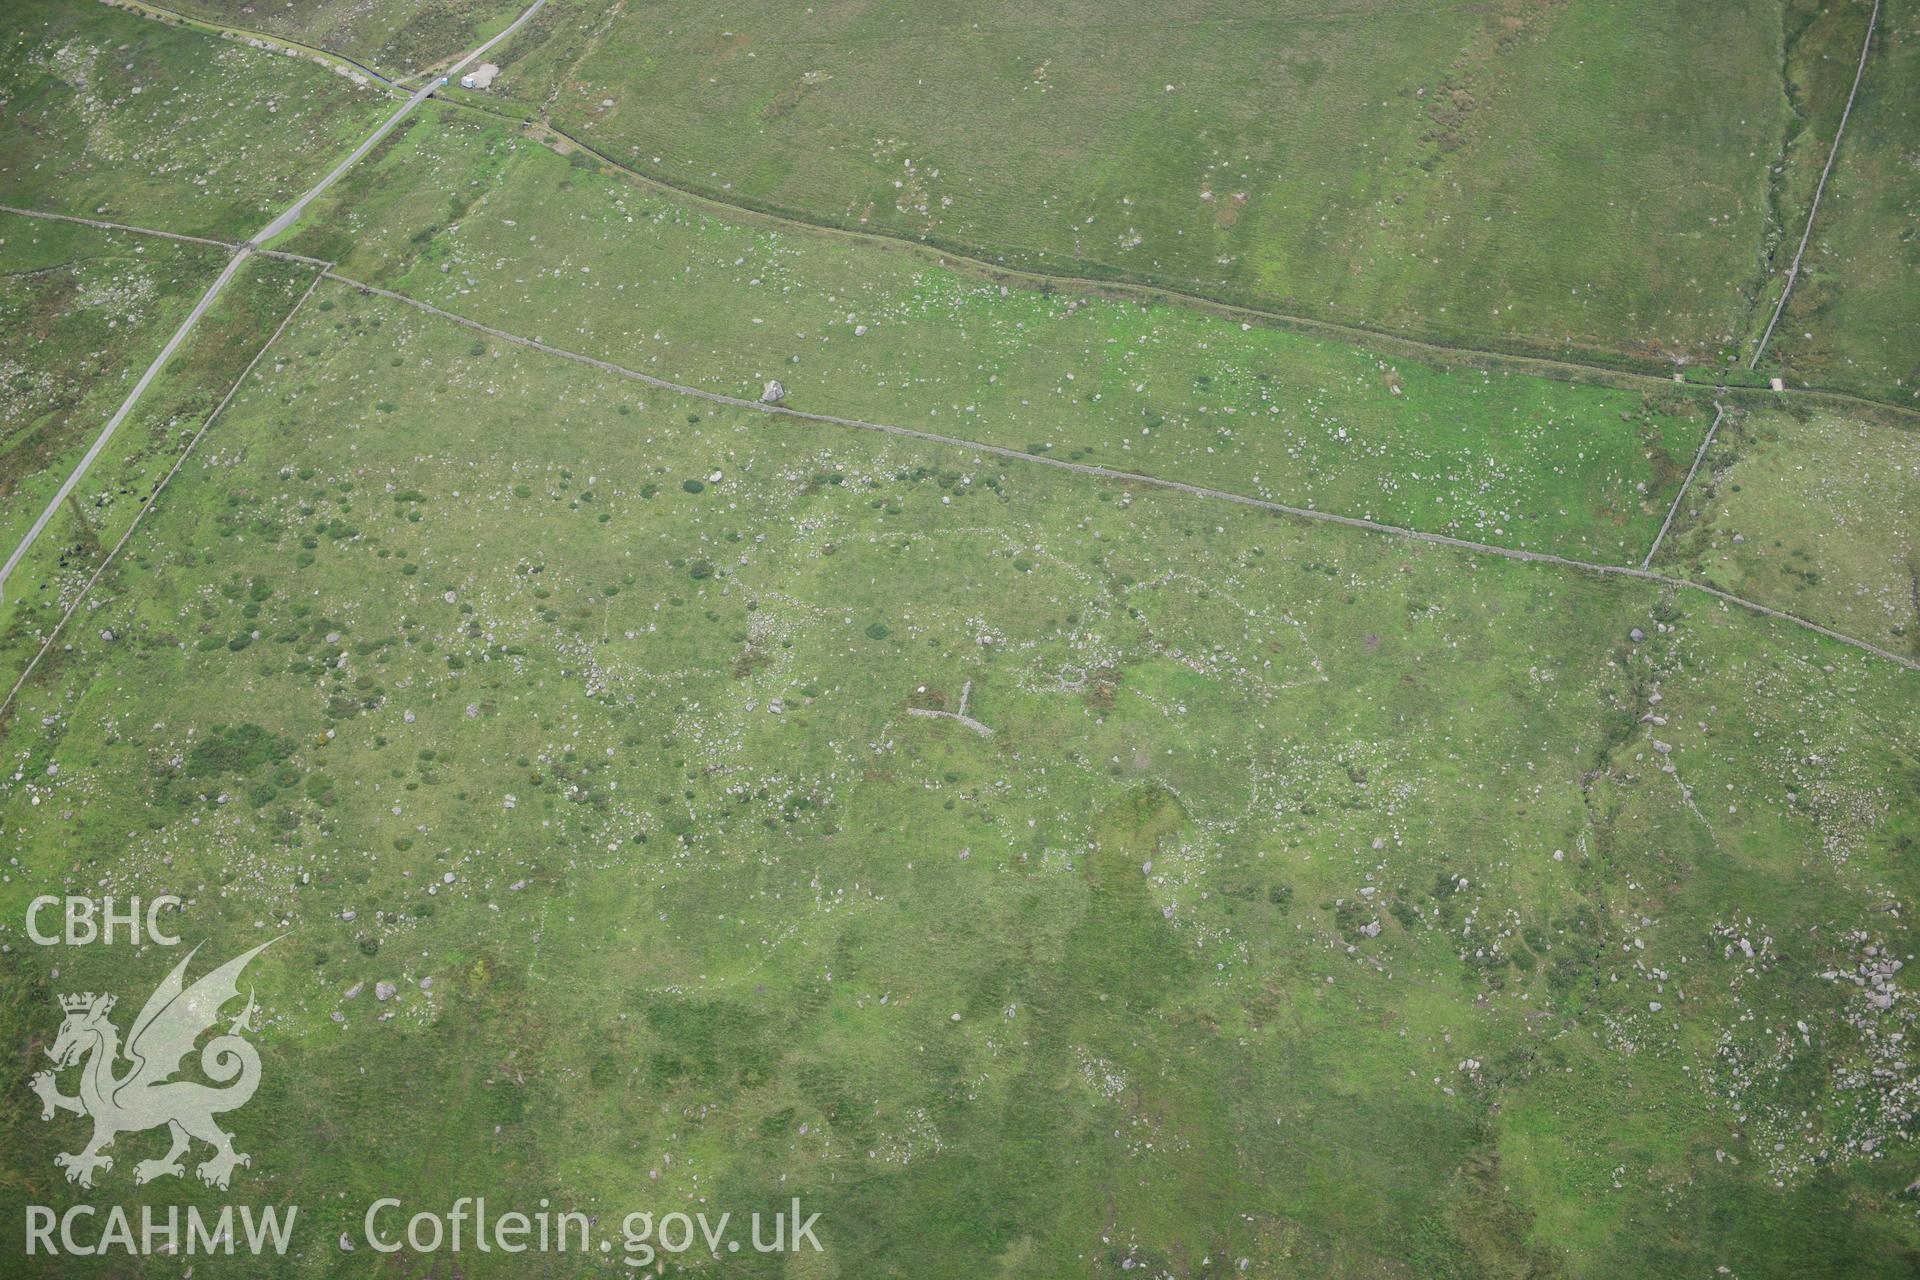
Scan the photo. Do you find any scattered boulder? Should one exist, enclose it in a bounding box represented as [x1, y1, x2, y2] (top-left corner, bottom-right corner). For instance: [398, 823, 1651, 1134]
[761, 379, 786, 404]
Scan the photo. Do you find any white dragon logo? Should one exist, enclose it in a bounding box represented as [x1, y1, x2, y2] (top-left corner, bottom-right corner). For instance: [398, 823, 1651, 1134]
[31, 940, 273, 1190]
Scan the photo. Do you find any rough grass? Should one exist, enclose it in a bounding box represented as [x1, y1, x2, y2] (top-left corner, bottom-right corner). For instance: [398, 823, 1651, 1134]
[0, 0, 394, 239]
[0, 285, 1914, 1277]
[0, 213, 225, 552]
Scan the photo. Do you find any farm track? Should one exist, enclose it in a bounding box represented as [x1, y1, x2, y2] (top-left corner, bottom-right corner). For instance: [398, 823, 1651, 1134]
[314, 269, 1918, 675]
[77, 0, 1920, 426]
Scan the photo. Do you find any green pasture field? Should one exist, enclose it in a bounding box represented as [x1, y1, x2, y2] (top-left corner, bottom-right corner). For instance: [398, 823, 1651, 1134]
[459, 0, 1796, 370]
[1761, 0, 1919, 403]
[1653, 403, 1919, 655]
[0, 0, 393, 240]
[276, 110, 1715, 563]
[0, 214, 224, 555]
[0, 283, 1914, 1277]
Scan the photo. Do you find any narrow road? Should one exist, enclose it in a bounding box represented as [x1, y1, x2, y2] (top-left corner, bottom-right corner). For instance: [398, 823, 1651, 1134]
[0, 270, 331, 722]
[0, 248, 249, 597]
[252, 0, 548, 245]
[0, 0, 548, 600]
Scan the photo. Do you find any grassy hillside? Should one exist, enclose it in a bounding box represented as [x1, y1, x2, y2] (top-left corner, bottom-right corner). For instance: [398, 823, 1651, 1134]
[0, 283, 1914, 1276]
[0, 5, 1913, 1277]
